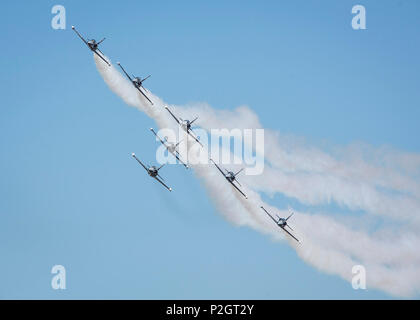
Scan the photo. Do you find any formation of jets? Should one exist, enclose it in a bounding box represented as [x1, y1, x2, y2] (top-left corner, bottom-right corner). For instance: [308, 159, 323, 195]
[71, 26, 300, 243]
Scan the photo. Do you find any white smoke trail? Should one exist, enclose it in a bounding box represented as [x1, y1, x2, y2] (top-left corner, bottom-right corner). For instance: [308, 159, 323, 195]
[171, 104, 420, 224]
[94, 56, 171, 129]
[94, 55, 420, 297]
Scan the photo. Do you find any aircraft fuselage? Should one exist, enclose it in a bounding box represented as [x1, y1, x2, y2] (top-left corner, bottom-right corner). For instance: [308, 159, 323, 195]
[181, 120, 191, 132]
[133, 77, 143, 87]
[166, 143, 176, 153]
[148, 167, 158, 177]
[277, 219, 287, 227]
[87, 40, 98, 50]
[226, 172, 236, 182]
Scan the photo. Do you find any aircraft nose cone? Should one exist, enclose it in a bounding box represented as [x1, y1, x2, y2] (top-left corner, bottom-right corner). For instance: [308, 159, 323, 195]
[131, 153, 135, 156]
[71, 26, 75, 29]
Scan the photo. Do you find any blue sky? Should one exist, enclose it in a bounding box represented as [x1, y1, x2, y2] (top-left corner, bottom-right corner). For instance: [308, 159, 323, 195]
[0, 0, 419, 299]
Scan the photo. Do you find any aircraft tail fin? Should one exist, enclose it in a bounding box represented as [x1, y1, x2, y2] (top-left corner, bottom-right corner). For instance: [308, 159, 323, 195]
[175, 139, 183, 148]
[190, 116, 198, 125]
[142, 75, 151, 82]
[286, 207, 294, 221]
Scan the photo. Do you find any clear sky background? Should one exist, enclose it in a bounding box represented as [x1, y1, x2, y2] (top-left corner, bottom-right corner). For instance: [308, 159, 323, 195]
[0, 0, 419, 299]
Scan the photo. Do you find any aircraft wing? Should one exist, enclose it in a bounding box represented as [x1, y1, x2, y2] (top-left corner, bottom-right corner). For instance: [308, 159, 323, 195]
[150, 128, 167, 147]
[154, 176, 172, 192]
[72, 26, 89, 46]
[187, 129, 203, 147]
[165, 107, 180, 125]
[117, 63, 133, 82]
[229, 180, 247, 199]
[132, 153, 148, 172]
[93, 50, 111, 66]
[172, 150, 189, 168]
[135, 86, 154, 105]
[261, 206, 279, 224]
[210, 159, 226, 177]
[281, 226, 300, 243]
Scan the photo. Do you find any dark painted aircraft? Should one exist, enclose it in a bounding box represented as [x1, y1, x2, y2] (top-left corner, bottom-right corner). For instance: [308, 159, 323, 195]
[117, 62, 153, 105]
[260, 206, 299, 242]
[210, 159, 247, 199]
[132, 153, 172, 192]
[71, 26, 110, 66]
[165, 106, 203, 147]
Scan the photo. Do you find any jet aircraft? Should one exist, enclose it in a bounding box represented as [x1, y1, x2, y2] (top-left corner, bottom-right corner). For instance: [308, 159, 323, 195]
[210, 159, 247, 199]
[117, 62, 153, 105]
[150, 128, 188, 169]
[165, 106, 203, 147]
[260, 206, 299, 242]
[71, 26, 110, 66]
[132, 153, 172, 192]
